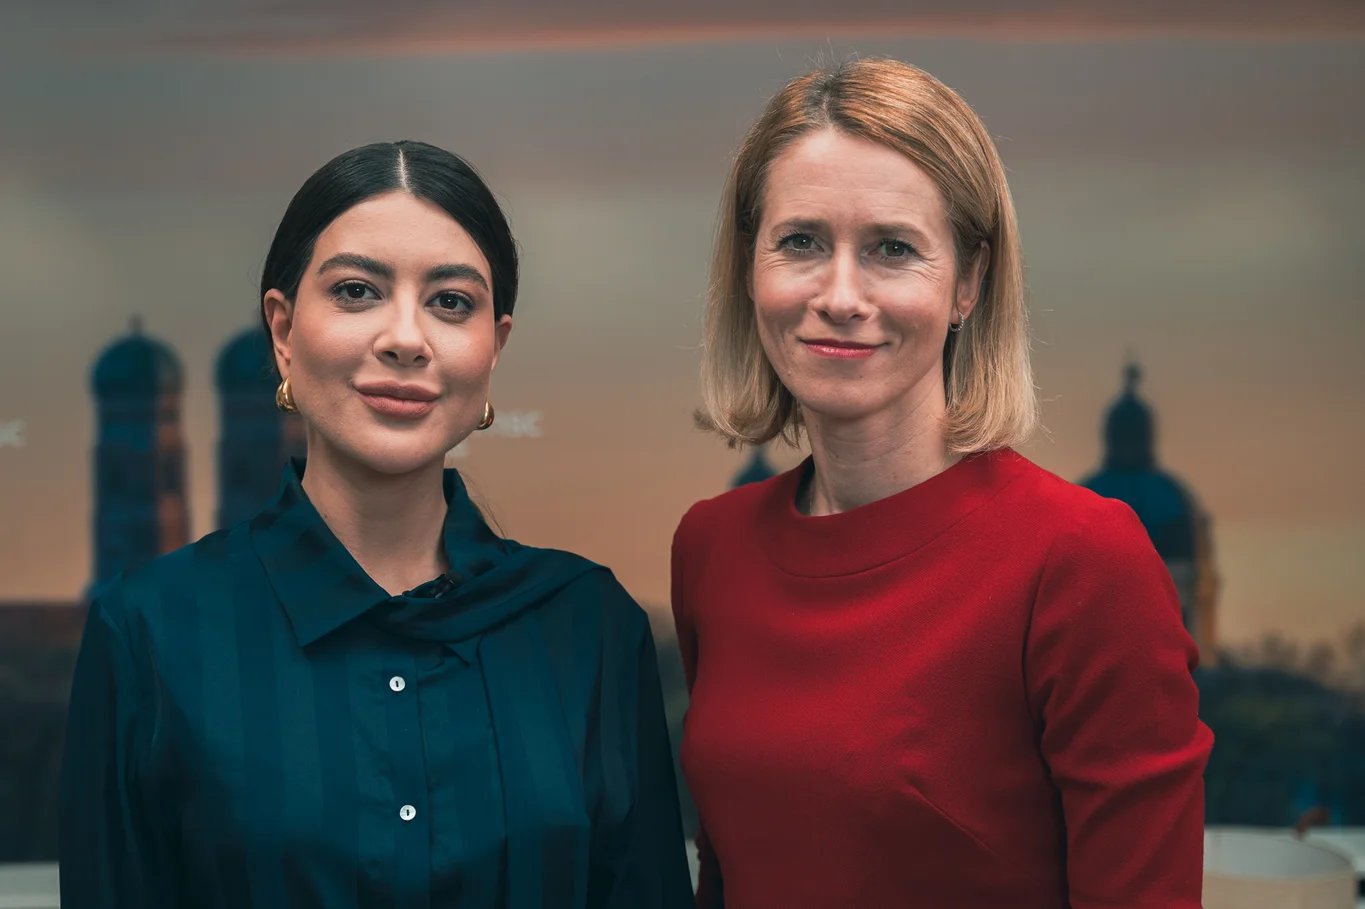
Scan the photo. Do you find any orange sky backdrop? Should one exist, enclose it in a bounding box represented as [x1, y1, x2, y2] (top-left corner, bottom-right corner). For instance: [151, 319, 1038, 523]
[0, 31, 1361, 650]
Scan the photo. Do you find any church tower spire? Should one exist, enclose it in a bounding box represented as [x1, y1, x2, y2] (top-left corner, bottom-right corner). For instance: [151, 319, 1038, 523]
[1103, 357, 1155, 472]
[89, 319, 188, 589]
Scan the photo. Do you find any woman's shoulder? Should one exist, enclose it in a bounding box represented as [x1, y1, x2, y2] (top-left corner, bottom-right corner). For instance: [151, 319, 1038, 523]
[517, 545, 649, 626]
[673, 463, 796, 547]
[997, 451, 1153, 555]
[999, 450, 1146, 526]
[89, 526, 243, 632]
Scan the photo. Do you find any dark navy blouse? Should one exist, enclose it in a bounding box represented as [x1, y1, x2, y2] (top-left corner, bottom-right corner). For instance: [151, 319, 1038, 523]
[59, 460, 693, 909]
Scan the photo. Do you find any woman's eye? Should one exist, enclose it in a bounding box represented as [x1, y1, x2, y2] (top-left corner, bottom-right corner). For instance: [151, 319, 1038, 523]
[880, 240, 913, 258]
[433, 292, 472, 312]
[335, 282, 377, 301]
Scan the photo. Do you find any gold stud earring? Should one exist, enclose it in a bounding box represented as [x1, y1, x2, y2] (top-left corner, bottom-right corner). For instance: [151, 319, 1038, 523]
[476, 401, 494, 431]
[275, 377, 298, 413]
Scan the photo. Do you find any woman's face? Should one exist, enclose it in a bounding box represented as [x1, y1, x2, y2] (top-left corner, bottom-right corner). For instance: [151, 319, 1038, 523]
[751, 129, 985, 429]
[264, 190, 512, 476]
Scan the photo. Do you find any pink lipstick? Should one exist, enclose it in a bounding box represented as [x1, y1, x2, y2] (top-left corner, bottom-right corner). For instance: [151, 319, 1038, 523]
[802, 339, 881, 360]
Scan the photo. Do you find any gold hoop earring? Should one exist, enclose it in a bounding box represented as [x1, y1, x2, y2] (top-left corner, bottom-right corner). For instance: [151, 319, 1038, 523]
[476, 401, 494, 431]
[275, 377, 298, 413]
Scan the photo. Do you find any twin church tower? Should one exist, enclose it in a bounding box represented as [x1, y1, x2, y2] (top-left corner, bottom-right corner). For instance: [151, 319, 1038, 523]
[89, 319, 302, 592]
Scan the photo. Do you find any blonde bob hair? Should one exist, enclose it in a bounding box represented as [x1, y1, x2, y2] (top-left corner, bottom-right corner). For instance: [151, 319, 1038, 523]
[698, 58, 1038, 454]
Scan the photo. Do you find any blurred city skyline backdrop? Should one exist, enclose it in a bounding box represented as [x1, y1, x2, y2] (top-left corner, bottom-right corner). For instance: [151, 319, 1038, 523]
[2, 10, 1363, 658]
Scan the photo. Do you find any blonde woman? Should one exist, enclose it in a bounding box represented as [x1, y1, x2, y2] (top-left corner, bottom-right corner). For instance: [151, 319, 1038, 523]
[671, 60, 1211, 908]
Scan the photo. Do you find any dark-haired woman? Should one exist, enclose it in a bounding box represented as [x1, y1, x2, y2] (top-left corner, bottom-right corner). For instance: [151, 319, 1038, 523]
[59, 140, 693, 909]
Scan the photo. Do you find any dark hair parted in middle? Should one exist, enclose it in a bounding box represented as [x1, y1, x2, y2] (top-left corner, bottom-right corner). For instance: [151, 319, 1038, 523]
[259, 140, 519, 338]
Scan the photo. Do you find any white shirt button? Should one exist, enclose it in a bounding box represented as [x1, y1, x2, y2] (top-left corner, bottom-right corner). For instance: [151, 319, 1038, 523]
[399, 804, 416, 822]
[389, 676, 406, 692]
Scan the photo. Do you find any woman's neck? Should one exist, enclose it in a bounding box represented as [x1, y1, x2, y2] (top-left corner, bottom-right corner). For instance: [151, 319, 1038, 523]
[300, 442, 449, 596]
[801, 386, 956, 517]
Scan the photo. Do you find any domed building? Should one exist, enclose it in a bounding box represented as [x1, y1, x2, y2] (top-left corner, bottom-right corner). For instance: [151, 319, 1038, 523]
[1079, 362, 1219, 662]
[89, 317, 189, 589]
[215, 328, 305, 529]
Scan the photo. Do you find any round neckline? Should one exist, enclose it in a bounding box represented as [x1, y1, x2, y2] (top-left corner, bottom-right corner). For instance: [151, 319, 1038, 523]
[757, 448, 1026, 578]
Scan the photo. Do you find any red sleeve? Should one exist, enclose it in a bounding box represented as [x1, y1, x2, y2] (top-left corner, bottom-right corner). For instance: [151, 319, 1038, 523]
[1025, 499, 1213, 909]
[670, 506, 723, 909]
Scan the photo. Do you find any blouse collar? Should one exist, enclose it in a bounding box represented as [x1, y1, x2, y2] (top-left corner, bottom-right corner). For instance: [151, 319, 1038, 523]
[249, 458, 511, 647]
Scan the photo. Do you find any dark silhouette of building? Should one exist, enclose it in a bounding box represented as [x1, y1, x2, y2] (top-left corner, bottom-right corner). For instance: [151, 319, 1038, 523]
[731, 445, 778, 488]
[89, 316, 188, 590]
[215, 328, 305, 529]
[1079, 361, 1219, 661]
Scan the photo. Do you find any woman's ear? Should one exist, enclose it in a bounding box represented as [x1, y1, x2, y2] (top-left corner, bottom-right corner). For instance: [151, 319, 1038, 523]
[262, 289, 295, 376]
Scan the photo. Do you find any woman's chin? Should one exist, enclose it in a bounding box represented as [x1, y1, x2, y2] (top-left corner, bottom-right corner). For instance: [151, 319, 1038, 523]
[793, 390, 890, 425]
[321, 433, 459, 477]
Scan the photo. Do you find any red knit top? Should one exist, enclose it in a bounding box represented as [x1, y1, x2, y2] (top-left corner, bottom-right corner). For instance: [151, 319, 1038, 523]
[671, 448, 1212, 909]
